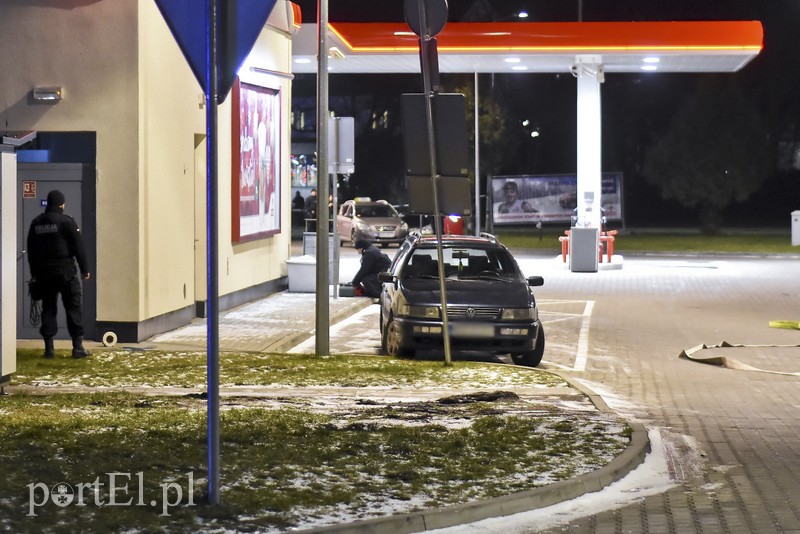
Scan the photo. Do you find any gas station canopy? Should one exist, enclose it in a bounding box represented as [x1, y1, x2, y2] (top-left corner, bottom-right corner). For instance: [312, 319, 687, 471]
[291, 20, 763, 74]
[289, 19, 764, 272]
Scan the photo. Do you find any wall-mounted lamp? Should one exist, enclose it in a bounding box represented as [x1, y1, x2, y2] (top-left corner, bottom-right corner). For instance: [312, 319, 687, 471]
[32, 86, 63, 102]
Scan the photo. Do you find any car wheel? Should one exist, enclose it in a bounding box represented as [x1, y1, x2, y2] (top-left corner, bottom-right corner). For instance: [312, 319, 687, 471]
[512, 326, 545, 367]
[382, 316, 412, 357]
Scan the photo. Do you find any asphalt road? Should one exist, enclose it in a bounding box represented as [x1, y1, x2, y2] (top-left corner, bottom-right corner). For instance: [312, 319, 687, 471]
[311, 246, 800, 533]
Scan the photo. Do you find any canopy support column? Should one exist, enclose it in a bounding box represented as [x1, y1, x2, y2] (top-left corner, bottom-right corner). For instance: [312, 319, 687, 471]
[570, 56, 604, 272]
[574, 55, 604, 230]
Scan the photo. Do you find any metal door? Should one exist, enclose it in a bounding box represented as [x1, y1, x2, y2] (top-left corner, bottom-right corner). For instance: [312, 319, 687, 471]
[17, 163, 96, 340]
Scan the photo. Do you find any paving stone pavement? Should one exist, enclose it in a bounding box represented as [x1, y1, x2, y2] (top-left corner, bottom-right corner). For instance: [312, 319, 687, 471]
[138, 244, 370, 353]
[523, 254, 800, 534]
[146, 290, 373, 353]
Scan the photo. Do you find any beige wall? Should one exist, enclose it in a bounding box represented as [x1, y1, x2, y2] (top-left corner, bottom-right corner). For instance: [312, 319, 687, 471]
[0, 0, 140, 322]
[1, 0, 294, 333]
[140, 1, 291, 318]
[1, 153, 18, 377]
[140, 1, 294, 318]
[139, 1, 205, 320]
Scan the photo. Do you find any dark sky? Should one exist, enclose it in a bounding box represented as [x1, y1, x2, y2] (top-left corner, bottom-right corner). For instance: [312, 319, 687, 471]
[290, 1, 800, 226]
[292, 0, 783, 25]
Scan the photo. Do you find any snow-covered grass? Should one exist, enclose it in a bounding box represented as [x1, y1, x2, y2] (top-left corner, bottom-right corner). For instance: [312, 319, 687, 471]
[13, 349, 569, 390]
[2, 350, 631, 533]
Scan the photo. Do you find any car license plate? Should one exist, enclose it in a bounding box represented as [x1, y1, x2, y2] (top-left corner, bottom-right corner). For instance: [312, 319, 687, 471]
[378, 232, 394, 238]
[450, 322, 494, 338]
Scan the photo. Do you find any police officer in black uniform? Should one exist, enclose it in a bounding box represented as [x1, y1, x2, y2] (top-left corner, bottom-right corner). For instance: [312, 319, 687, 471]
[27, 190, 91, 359]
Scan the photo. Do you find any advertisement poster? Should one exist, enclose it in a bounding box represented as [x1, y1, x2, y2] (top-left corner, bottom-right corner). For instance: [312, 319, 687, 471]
[290, 153, 317, 188]
[491, 173, 623, 225]
[232, 80, 281, 242]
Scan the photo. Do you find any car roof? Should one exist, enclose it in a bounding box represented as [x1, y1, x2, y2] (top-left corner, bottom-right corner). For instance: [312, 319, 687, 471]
[410, 234, 503, 248]
[344, 199, 393, 207]
[345, 198, 389, 203]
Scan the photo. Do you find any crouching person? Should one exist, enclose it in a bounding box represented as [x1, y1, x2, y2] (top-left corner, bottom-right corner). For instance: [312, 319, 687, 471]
[351, 239, 391, 298]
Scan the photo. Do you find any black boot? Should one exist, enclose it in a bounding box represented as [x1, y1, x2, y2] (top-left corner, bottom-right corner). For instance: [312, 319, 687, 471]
[43, 338, 55, 359]
[72, 337, 90, 359]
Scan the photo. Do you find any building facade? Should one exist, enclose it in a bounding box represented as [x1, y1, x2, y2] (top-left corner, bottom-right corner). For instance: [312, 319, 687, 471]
[1, 0, 299, 342]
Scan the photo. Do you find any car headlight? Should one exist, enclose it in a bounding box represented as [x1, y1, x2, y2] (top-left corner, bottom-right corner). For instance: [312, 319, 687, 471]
[501, 308, 535, 320]
[356, 221, 373, 233]
[399, 304, 440, 318]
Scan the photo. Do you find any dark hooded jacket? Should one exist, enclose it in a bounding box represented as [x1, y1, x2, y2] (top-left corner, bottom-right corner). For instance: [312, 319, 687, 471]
[352, 243, 390, 286]
[27, 204, 89, 280]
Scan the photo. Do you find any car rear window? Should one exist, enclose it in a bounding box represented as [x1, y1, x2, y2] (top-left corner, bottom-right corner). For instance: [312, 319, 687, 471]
[402, 246, 521, 280]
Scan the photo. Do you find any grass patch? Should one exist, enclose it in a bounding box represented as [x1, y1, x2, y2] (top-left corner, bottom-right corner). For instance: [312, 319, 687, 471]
[2, 351, 629, 532]
[0, 392, 629, 533]
[13, 349, 568, 389]
[609, 232, 797, 254]
[495, 229, 797, 254]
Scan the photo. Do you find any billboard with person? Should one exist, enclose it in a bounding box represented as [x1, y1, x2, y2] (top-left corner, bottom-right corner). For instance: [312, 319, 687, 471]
[491, 173, 623, 225]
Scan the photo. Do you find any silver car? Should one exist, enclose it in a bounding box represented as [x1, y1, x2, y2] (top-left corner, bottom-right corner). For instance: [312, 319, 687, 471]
[337, 199, 409, 247]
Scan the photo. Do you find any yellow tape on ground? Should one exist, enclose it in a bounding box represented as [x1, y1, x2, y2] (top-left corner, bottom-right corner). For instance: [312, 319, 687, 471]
[769, 320, 800, 330]
[679, 341, 800, 376]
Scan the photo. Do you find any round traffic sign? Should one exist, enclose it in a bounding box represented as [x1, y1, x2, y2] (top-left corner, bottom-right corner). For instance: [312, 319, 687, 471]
[404, 0, 448, 37]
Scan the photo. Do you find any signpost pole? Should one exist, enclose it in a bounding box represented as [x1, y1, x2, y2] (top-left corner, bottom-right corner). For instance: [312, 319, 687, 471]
[153, 0, 280, 508]
[416, 0, 453, 366]
[316, 0, 330, 355]
[205, 0, 221, 506]
[474, 72, 480, 236]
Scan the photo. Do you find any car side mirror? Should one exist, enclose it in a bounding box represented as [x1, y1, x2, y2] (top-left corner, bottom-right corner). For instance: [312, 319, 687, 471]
[378, 272, 395, 283]
[527, 276, 544, 287]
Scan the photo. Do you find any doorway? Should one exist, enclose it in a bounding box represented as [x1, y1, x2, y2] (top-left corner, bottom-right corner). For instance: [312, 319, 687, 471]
[17, 163, 96, 340]
[194, 134, 207, 317]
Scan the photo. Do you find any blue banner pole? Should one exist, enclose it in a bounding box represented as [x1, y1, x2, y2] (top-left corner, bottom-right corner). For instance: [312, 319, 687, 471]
[206, 0, 221, 506]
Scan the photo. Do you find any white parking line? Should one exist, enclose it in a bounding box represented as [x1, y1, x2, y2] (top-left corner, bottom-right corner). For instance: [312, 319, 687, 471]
[540, 314, 586, 324]
[288, 304, 378, 354]
[574, 300, 594, 371]
[538, 298, 594, 371]
[292, 299, 596, 371]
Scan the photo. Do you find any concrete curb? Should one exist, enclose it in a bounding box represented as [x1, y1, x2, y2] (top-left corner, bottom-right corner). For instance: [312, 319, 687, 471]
[299, 370, 650, 534]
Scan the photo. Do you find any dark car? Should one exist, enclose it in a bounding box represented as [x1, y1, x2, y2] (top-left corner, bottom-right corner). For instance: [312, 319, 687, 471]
[377, 233, 545, 366]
